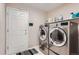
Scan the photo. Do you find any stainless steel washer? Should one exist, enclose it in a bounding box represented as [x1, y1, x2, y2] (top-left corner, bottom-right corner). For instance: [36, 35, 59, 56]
[48, 21, 78, 55]
[39, 24, 48, 55]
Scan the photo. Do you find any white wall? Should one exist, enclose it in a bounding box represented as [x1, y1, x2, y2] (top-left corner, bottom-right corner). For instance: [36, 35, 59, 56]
[48, 3, 79, 20]
[28, 8, 47, 48]
[0, 3, 5, 54]
[6, 4, 47, 48]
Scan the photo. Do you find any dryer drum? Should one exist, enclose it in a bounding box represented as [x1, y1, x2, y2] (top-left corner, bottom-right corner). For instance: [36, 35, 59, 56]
[39, 26, 47, 41]
[49, 27, 67, 46]
[50, 30, 64, 43]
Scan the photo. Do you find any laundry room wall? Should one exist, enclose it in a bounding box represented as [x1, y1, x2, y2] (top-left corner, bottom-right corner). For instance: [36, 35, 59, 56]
[28, 8, 47, 48]
[48, 3, 79, 20]
[6, 4, 47, 48]
[48, 3, 79, 53]
[0, 3, 6, 54]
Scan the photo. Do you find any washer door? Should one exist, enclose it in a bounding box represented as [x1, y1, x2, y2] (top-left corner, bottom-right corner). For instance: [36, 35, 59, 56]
[49, 27, 67, 46]
[40, 26, 47, 41]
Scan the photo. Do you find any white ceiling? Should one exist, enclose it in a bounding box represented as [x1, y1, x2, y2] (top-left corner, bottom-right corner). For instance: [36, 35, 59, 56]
[24, 3, 63, 12]
[7, 3, 63, 12]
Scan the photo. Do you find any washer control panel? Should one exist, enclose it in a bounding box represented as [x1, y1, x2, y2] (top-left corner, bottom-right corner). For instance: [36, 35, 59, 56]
[50, 22, 68, 27]
[61, 22, 68, 26]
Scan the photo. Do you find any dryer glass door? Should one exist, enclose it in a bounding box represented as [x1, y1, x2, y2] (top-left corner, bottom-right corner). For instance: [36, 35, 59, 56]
[40, 26, 47, 41]
[49, 27, 67, 46]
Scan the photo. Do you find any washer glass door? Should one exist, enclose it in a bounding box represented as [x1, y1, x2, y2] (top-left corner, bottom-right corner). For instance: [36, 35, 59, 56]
[40, 26, 47, 41]
[49, 27, 67, 46]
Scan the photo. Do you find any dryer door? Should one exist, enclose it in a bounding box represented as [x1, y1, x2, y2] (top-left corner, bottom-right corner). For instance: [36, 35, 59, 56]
[40, 26, 47, 41]
[49, 27, 67, 46]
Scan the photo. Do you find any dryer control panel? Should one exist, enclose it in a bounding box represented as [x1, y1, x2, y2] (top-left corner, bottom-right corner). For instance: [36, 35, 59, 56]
[61, 22, 68, 26]
[49, 22, 69, 28]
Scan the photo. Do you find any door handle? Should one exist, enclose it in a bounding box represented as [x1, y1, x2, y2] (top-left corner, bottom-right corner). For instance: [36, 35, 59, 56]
[7, 29, 9, 32]
[6, 46, 9, 50]
[25, 30, 27, 35]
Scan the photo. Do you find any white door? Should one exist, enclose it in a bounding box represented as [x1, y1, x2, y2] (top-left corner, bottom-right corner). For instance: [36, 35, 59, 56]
[6, 7, 29, 54]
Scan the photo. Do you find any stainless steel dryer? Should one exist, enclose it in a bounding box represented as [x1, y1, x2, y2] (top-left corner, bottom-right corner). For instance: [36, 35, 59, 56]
[48, 21, 78, 55]
[39, 24, 48, 55]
